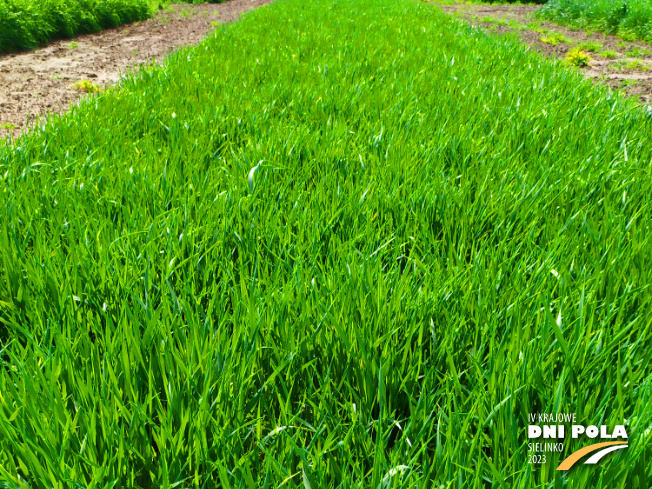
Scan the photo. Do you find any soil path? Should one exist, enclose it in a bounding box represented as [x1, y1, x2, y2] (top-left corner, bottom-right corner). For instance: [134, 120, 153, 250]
[437, 2, 652, 106]
[0, 0, 274, 140]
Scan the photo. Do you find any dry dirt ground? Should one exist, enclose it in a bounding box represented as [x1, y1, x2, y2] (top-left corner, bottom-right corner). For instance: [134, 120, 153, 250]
[437, 2, 652, 105]
[0, 0, 274, 140]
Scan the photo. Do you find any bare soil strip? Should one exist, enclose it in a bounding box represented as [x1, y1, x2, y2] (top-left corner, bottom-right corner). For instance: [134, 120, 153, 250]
[437, 2, 652, 106]
[0, 0, 274, 140]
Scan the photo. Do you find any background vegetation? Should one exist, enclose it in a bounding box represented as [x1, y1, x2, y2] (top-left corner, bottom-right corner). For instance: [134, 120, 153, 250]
[0, 0, 651, 486]
[0, 0, 219, 54]
[539, 0, 652, 42]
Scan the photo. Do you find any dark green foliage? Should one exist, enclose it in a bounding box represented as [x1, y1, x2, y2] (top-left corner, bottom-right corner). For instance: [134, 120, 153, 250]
[539, 0, 652, 41]
[0, 0, 151, 53]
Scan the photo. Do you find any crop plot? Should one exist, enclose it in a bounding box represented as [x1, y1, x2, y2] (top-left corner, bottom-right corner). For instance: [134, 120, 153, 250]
[0, 0, 272, 139]
[437, 2, 652, 104]
[539, 0, 652, 42]
[0, 0, 150, 54]
[0, 0, 651, 487]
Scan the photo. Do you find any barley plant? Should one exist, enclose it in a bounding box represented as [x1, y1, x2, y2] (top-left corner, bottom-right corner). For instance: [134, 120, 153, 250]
[0, 0, 651, 487]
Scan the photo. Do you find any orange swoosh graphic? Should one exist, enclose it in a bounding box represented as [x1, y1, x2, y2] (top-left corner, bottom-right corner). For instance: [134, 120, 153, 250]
[556, 441, 628, 470]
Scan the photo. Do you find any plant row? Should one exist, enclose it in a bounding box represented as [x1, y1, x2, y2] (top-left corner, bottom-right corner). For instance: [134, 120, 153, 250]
[0, 0, 221, 54]
[539, 0, 652, 42]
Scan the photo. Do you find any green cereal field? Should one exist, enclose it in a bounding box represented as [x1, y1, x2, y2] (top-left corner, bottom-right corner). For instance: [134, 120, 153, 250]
[0, 0, 651, 487]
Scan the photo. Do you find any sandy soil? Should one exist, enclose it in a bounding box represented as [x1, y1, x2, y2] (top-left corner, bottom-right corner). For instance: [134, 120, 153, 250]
[437, 2, 652, 105]
[0, 0, 274, 140]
